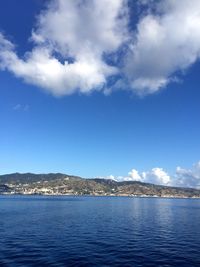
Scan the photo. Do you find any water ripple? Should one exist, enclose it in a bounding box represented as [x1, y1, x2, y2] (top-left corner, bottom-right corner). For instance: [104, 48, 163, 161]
[0, 196, 200, 267]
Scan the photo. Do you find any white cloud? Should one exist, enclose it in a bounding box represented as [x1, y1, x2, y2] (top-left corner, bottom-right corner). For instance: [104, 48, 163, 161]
[0, 45, 116, 95]
[125, 0, 200, 94]
[32, 0, 128, 56]
[0, 0, 128, 96]
[1, 0, 200, 96]
[141, 168, 171, 185]
[175, 161, 200, 189]
[108, 167, 171, 186]
[104, 161, 200, 188]
[128, 169, 143, 182]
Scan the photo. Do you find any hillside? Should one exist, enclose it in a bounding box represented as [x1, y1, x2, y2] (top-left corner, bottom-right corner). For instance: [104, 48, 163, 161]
[0, 173, 200, 198]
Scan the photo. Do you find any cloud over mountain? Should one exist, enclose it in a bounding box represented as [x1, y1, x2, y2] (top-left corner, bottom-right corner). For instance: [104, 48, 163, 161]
[106, 161, 200, 189]
[112, 167, 171, 186]
[175, 162, 200, 189]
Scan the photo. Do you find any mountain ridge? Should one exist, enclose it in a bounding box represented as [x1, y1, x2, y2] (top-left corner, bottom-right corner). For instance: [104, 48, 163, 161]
[0, 172, 200, 198]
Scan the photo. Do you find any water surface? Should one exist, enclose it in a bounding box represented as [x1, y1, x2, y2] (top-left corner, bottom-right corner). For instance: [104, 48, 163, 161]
[0, 196, 200, 266]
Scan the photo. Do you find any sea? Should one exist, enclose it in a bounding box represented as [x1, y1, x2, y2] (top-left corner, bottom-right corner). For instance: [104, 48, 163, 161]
[0, 195, 200, 267]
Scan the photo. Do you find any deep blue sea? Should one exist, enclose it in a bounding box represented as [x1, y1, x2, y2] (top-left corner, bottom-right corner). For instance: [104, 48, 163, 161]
[0, 196, 200, 267]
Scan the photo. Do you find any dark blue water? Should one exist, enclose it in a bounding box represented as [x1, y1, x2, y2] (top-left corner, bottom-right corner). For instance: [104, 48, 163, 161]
[0, 196, 200, 267]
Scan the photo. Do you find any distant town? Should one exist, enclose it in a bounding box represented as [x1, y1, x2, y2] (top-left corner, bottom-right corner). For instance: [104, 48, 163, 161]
[0, 173, 200, 198]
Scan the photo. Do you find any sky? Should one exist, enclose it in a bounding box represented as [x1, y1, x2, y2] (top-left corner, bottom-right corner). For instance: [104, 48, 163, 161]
[0, 0, 200, 188]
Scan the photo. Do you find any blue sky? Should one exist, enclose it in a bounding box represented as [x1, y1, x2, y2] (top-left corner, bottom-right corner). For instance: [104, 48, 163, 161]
[0, 0, 200, 188]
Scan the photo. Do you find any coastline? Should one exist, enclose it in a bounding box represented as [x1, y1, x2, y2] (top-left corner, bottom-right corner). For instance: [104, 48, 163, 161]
[1, 193, 200, 199]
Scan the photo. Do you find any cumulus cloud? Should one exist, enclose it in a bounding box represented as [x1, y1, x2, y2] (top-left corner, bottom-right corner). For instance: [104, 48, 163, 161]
[141, 168, 171, 185]
[128, 169, 143, 181]
[1, 0, 200, 96]
[0, 0, 128, 96]
[175, 161, 200, 189]
[114, 167, 171, 186]
[125, 0, 200, 94]
[106, 161, 200, 188]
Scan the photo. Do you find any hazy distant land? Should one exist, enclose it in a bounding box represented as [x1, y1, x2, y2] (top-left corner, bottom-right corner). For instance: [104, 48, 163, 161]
[0, 173, 200, 198]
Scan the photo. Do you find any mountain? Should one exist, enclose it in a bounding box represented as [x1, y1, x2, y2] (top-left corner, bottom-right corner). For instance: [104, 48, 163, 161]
[0, 173, 200, 198]
[0, 184, 11, 194]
